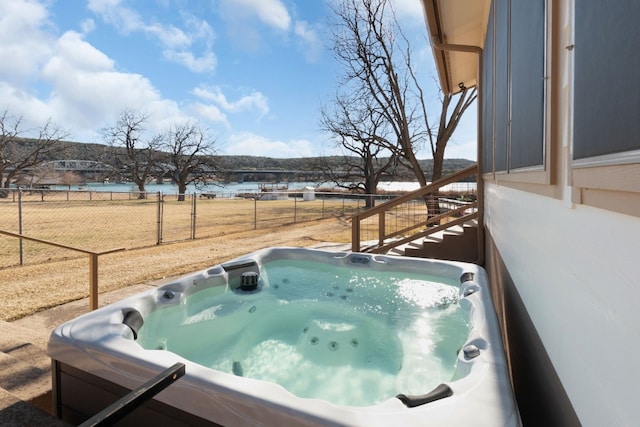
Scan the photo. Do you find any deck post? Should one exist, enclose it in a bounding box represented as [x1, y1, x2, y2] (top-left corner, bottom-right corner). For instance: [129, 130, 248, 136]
[89, 253, 99, 310]
[351, 213, 360, 252]
[378, 211, 385, 247]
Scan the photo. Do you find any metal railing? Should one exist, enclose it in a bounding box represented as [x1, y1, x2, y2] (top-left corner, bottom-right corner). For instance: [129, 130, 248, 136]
[351, 165, 479, 255]
[0, 189, 385, 268]
[0, 229, 123, 310]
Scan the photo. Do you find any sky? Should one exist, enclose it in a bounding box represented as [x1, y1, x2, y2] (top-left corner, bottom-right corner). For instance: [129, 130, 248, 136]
[0, 0, 477, 160]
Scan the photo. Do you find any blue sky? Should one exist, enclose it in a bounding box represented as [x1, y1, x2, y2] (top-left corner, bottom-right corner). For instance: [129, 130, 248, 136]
[0, 0, 477, 160]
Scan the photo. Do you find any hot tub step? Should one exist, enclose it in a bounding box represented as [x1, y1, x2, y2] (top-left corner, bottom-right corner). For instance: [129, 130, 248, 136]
[0, 319, 56, 421]
[0, 350, 51, 404]
[0, 335, 51, 373]
[0, 387, 68, 427]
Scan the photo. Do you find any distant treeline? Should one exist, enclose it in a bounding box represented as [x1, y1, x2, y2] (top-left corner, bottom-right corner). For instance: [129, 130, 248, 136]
[42, 140, 476, 182]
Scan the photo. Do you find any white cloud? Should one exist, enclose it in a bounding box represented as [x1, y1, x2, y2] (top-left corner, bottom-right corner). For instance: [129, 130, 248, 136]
[163, 50, 216, 73]
[80, 18, 96, 34]
[221, 0, 291, 31]
[0, 82, 53, 128]
[224, 132, 315, 158]
[145, 22, 191, 49]
[191, 102, 229, 127]
[87, 0, 144, 34]
[294, 21, 323, 63]
[0, 0, 196, 141]
[34, 29, 183, 138]
[0, 0, 53, 86]
[218, 0, 291, 51]
[88, 0, 215, 72]
[0, 0, 323, 159]
[45, 31, 114, 72]
[183, 15, 215, 48]
[193, 86, 269, 116]
[89, 1, 187, 45]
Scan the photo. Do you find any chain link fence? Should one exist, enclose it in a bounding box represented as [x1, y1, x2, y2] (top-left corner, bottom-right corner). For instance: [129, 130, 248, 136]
[0, 188, 396, 268]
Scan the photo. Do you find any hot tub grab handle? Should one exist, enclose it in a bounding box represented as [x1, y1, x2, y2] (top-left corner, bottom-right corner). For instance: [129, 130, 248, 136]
[396, 383, 453, 408]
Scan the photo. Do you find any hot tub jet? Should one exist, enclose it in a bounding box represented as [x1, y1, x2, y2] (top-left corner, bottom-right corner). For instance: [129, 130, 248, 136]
[240, 271, 259, 291]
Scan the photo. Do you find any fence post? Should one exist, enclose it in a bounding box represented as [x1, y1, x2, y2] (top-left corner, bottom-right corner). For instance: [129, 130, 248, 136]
[18, 189, 23, 265]
[0, 230, 124, 312]
[253, 198, 257, 230]
[191, 192, 197, 240]
[156, 192, 163, 245]
[294, 195, 297, 223]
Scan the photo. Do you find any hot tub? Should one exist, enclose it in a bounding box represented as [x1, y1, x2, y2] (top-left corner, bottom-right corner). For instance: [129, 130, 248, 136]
[48, 247, 520, 426]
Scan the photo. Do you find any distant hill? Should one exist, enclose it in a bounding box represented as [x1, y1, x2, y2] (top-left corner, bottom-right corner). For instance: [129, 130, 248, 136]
[212, 155, 475, 181]
[34, 139, 477, 181]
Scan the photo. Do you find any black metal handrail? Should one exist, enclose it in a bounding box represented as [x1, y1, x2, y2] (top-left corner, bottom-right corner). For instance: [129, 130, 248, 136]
[79, 362, 186, 427]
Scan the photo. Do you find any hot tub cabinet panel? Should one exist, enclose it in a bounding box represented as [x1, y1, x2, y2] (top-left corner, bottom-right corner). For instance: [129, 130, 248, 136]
[52, 361, 219, 426]
[48, 247, 521, 426]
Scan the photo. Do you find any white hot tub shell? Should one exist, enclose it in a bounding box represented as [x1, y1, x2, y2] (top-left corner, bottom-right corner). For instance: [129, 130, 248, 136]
[48, 247, 521, 426]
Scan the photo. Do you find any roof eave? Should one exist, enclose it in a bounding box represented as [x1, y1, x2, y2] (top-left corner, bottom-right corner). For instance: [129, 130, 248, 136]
[420, 0, 491, 95]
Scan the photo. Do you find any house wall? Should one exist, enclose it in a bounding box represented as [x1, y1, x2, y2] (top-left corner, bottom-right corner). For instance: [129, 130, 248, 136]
[479, 0, 640, 424]
[484, 227, 578, 427]
[484, 184, 640, 426]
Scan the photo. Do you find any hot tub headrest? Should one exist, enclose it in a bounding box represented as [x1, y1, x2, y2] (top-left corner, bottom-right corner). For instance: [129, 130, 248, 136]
[122, 309, 144, 340]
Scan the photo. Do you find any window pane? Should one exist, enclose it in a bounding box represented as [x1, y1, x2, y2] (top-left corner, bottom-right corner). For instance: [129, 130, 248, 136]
[482, 1, 495, 174]
[494, 0, 509, 172]
[510, 0, 545, 169]
[574, 1, 640, 160]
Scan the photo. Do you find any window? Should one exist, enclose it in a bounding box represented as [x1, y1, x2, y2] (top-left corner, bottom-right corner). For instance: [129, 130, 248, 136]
[481, 1, 495, 175]
[573, 0, 640, 167]
[482, 0, 547, 179]
[510, 0, 545, 170]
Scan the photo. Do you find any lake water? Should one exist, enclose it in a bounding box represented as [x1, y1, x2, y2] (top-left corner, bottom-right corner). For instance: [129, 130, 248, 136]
[53, 180, 477, 196]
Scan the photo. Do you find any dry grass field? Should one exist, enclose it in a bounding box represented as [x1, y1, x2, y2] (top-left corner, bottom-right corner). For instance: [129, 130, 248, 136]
[0, 194, 364, 266]
[0, 200, 351, 321]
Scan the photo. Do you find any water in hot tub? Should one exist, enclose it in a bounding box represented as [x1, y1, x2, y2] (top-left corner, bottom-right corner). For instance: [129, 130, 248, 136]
[137, 259, 469, 407]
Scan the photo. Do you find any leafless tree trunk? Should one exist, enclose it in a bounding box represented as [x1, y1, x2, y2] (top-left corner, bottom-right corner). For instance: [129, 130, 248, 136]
[0, 109, 68, 188]
[61, 171, 82, 189]
[102, 109, 162, 199]
[163, 121, 216, 202]
[327, 0, 476, 189]
[319, 93, 397, 208]
[418, 81, 477, 182]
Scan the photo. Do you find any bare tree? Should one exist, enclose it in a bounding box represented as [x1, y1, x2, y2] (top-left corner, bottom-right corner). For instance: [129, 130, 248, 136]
[319, 92, 397, 207]
[163, 121, 216, 202]
[0, 109, 68, 188]
[22, 162, 58, 188]
[328, 0, 476, 186]
[419, 80, 476, 182]
[60, 171, 82, 189]
[102, 109, 162, 199]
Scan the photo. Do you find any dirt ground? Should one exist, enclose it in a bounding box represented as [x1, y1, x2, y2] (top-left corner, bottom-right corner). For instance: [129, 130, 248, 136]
[0, 217, 353, 321]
